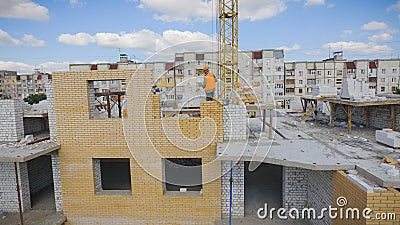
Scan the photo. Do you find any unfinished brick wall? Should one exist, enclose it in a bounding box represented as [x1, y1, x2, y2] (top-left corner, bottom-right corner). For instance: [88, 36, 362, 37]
[0, 162, 31, 212]
[333, 105, 400, 131]
[308, 171, 333, 225]
[53, 69, 222, 224]
[366, 188, 400, 225]
[50, 151, 63, 212]
[46, 82, 58, 141]
[23, 117, 48, 135]
[27, 155, 53, 195]
[332, 171, 400, 225]
[282, 167, 309, 209]
[221, 161, 244, 217]
[0, 99, 24, 142]
[223, 104, 247, 140]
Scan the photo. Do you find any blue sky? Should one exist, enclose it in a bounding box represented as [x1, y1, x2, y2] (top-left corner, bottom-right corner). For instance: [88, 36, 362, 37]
[0, 0, 399, 73]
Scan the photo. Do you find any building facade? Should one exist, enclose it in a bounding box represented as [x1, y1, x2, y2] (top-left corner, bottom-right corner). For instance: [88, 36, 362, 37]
[68, 51, 400, 111]
[0, 70, 52, 99]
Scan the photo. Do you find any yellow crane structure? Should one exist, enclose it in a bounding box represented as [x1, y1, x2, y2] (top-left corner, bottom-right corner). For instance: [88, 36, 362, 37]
[218, 0, 239, 101]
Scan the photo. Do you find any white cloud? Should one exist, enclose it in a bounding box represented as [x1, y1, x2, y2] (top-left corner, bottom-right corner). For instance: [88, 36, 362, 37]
[361, 21, 388, 31]
[368, 33, 393, 42]
[22, 34, 45, 47]
[0, 29, 22, 46]
[278, 44, 301, 51]
[341, 29, 352, 38]
[323, 41, 392, 55]
[304, 0, 325, 7]
[240, 0, 287, 21]
[136, 0, 287, 22]
[0, 29, 45, 47]
[40, 61, 70, 72]
[58, 29, 214, 56]
[0, 0, 49, 21]
[304, 50, 321, 56]
[70, 0, 86, 7]
[388, 1, 400, 11]
[57, 32, 96, 46]
[0, 61, 70, 74]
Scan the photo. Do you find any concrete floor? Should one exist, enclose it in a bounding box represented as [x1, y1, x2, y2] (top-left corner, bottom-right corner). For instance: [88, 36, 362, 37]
[244, 163, 282, 215]
[0, 185, 66, 225]
[31, 185, 55, 210]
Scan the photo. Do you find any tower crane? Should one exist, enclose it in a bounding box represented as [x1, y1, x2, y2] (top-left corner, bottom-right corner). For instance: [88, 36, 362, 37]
[218, 0, 239, 101]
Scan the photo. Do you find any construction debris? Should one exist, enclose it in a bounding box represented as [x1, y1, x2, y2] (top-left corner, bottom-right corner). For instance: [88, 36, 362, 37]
[384, 156, 399, 167]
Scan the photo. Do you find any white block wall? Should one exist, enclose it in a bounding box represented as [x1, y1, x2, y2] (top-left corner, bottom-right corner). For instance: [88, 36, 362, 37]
[51, 152, 63, 212]
[0, 99, 24, 142]
[223, 104, 247, 140]
[23, 117, 48, 135]
[282, 167, 333, 225]
[27, 156, 53, 195]
[333, 105, 400, 131]
[221, 161, 244, 217]
[0, 162, 31, 212]
[46, 83, 58, 141]
[308, 171, 333, 225]
[282, 167, 309, 209]
[93, 159, 102, 192]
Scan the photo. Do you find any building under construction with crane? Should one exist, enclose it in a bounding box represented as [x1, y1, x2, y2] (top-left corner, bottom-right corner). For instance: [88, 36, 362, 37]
[1, 0, 400, 225]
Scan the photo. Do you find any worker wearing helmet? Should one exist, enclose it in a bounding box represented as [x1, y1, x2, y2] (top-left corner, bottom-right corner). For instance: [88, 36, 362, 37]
[202, 66, 216, 101]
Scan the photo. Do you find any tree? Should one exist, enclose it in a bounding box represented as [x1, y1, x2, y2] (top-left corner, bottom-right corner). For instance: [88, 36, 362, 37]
[393, 88, 400, 94]
[23, 93, 47, 105]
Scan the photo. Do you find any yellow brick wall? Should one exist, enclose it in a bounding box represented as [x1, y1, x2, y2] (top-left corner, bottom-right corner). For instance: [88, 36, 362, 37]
[333, 171, 367, 225]
[53, 69, 222, 224]
[333, 171, 400, 225]
[366, 188, 400, 225]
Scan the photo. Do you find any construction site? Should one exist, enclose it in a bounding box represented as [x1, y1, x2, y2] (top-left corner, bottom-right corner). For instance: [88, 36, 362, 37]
[1, 1, 400, 225]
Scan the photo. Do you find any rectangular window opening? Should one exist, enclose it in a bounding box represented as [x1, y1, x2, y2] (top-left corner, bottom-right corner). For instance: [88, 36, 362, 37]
[88, 79, 126, 120]
[93, 158, 132, 195]
[163, 158, 202, 197]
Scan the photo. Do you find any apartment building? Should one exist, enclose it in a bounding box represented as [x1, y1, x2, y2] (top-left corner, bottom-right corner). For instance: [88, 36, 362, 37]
[284, 52, 400, 110]
[0, 70, 52, 99]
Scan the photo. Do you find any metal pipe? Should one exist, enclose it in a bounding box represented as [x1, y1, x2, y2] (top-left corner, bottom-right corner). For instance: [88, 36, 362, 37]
[229, 161, 233, 225]
[14, 162, 24, 225]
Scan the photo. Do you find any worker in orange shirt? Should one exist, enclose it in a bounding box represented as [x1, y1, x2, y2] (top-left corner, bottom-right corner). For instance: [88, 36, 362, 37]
[202, 66, 216, 101]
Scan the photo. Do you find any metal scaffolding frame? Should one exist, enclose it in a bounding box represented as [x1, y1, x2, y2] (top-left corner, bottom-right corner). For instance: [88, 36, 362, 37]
[219, 0, 238, 101]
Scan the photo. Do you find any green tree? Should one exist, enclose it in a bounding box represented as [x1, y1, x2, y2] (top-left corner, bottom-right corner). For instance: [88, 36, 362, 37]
[393, 88, 400, 94]
[23, 93, 47, 105]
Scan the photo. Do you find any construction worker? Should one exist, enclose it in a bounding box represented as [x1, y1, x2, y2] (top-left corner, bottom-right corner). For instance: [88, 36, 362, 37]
[202, 66, 216, 101]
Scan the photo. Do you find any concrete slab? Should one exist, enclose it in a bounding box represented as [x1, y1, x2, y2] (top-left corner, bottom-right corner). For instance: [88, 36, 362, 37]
[0, 141, 60, 162]
[356, 162, 400, 188]
[217, 139, 354, 170]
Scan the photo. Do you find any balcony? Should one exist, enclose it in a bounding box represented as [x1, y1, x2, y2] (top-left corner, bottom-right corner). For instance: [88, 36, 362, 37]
[285, 84, 295, 89]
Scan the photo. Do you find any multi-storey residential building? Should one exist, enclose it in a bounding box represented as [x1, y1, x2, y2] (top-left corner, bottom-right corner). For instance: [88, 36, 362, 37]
[0, 70, 52, 99]
[68, 51, 400, 111]
[284, 52, 400, 111]
[69, 50, 285, 107]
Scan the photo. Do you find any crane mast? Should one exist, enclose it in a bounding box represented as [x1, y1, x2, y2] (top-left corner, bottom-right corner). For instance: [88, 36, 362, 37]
[219, 0, 238, 101]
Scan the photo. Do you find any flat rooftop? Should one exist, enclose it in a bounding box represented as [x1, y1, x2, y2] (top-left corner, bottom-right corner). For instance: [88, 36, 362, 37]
[218, 115, 400, 188]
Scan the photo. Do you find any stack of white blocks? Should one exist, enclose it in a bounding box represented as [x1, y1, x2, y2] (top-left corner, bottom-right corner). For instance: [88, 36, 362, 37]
[341, 77, 375, 100]
[375, 128, 400, 148]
